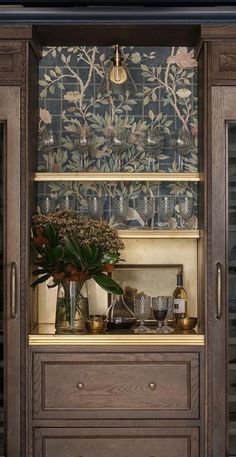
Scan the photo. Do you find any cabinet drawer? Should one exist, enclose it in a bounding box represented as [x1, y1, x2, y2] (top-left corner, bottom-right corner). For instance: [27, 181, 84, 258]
[34, 427, 199, 457]
[33, 352, 199, 419]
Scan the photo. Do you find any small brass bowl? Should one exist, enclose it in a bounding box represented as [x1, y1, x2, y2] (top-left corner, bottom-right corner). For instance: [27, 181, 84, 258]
[86, 315, 107, 334]
[176, 317, 198, 331]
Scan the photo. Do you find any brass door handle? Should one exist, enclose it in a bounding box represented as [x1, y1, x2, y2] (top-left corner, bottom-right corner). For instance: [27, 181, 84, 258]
[148, 382, 156, 390]
[76, 382, 84, 390]
[10, 261, 17, 319]
[216, 262, 222, 320]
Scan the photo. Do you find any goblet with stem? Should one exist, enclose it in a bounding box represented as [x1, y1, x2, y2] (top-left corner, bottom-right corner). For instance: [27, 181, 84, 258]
[178, 196, 193, 229]
[162, 296, 174, 334]
[142, 128, 164, 172]
[39, 195, 56, 215]
[40, 127, 58, 172]
[157, 196, 175, 229]
[170, 127, 191, 172]
[136, 195, 155, 228]
[133, 295, 151, 334]
[106, 128, 129, 171]
[152, 296, 168, 334]
[59, 194, 76, 212]
[87, 195, 105, 220]
[75, 124, 94, 170]
[113, 195, 129, 228]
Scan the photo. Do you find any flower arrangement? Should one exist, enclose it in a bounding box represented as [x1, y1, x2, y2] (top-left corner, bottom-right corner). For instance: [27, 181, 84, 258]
[31, 210, 124, 296]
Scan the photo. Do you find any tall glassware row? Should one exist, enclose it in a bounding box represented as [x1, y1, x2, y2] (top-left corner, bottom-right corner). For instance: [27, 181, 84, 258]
[36, 181, 198, 230]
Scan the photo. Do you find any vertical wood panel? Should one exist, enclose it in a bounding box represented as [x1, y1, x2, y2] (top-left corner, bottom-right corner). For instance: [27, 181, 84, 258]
[208, 86, 236, 457]
[0, 86, 21, 457]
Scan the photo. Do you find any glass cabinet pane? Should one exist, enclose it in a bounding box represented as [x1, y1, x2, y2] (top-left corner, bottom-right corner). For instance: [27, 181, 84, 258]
[0, 123, 4, 456]
[228, 124, 236, 456]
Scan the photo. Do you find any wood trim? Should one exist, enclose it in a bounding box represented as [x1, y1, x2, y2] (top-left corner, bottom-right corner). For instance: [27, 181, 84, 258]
[0, 25, 33, 40]
[0, 87, 21, 457]
[33, 426, 199, 457]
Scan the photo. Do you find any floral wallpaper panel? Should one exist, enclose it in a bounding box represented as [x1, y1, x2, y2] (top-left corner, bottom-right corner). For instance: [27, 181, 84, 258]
[37, 46, 198, 229]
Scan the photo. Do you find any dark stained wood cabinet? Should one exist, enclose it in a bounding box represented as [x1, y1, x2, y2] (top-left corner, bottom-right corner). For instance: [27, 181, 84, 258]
[34, 427, 199, 457]
[0, 26, 39, 457]
[2, 19, 236, 457]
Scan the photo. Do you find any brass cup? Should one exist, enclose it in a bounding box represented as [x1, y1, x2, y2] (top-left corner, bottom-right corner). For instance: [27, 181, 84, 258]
[86, 315, 107, 334]
[176, 316, 198, 331]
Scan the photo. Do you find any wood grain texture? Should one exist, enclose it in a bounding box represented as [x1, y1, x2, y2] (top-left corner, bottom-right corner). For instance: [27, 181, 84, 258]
[0, 86, 21, 457]
[210, 43, 236, 84]
[0, 40, 23, 84]
[34, 24, 199, 47]
[32, 351, 199, 420]
[206, 86, 236, 457]
[33, 427, 199, 457]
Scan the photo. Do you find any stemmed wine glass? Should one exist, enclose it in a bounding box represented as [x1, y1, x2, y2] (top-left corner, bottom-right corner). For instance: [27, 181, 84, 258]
[112, 195, 129, 228]
[157, 196, 175, 229]
[39, 195, 56, 214]
[75, 124, 94, 170]
[136, 195, 155, 228]
[133, 295, 151, 334]
[59, 194, 76, 211]
[152, 296, 168, 334]
[178, 196, 193, 229]
[87, 195, 105, 220]
[170, 127, 191, 172]
[162, 296, 174, 334]
[142, 128, 164, 172]
[39, 126, 58, 172]
[106, 127, 129, 171]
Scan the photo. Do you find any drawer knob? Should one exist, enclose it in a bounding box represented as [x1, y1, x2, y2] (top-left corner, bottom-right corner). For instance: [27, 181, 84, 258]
[148, 382, 156, 390]
[76, 382, 84, 390]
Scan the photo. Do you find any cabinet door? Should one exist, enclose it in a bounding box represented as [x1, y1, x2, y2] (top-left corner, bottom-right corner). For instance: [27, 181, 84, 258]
[34, 427, 199, 457]
[210, 86, 236, 457]
[0, 87, 21, 456]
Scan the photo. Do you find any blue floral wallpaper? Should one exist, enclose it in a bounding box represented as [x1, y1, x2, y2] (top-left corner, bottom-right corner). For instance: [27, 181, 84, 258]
[37, 46, 198, 229]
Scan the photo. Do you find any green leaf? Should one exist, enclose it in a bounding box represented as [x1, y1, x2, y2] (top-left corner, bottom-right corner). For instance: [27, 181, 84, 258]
[64, 238, 82, 269]
[101, 252, 119, 264]
[92, 273, 123, 295]
[43, 223, 58, 247]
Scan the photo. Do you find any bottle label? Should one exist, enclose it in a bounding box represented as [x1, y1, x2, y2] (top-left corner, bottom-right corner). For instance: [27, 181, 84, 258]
[173, 299, 185, 314]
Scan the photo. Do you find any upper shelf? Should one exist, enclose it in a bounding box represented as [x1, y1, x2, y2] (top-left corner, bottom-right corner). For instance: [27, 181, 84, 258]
[118, 229, 199, 239]
[34, 172, 201, 182]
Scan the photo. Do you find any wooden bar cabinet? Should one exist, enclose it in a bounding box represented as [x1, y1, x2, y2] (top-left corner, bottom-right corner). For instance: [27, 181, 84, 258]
[0, 18, 236, 457]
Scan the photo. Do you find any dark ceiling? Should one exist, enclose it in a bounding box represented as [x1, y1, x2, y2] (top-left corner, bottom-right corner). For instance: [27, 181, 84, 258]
[2, 0, 236, 5]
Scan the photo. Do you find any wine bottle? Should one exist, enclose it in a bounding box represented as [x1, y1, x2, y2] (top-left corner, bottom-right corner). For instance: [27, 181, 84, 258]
[173, 267, 187, 327]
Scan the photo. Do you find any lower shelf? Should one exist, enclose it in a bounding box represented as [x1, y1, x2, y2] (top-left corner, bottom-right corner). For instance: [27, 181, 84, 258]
[29, 326, 205, 346]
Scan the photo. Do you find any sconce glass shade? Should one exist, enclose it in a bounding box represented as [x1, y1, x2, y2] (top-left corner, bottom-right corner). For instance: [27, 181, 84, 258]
[97, 45, 137, 97]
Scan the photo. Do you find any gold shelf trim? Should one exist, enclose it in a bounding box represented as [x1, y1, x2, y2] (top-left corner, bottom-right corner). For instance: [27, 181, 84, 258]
[34, 172, 200, 182]
[28, 334, 205, 346]
[118, 229, 200, 239]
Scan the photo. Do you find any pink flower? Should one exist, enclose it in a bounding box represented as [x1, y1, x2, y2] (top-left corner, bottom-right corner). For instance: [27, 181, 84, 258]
[39, 108, 52, 124]
[167, 47, 197, 68]
[191, 125, 198, 137]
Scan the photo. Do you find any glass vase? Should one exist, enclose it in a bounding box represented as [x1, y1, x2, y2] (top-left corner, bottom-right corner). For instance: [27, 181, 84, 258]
[55, 281, 89, 333]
